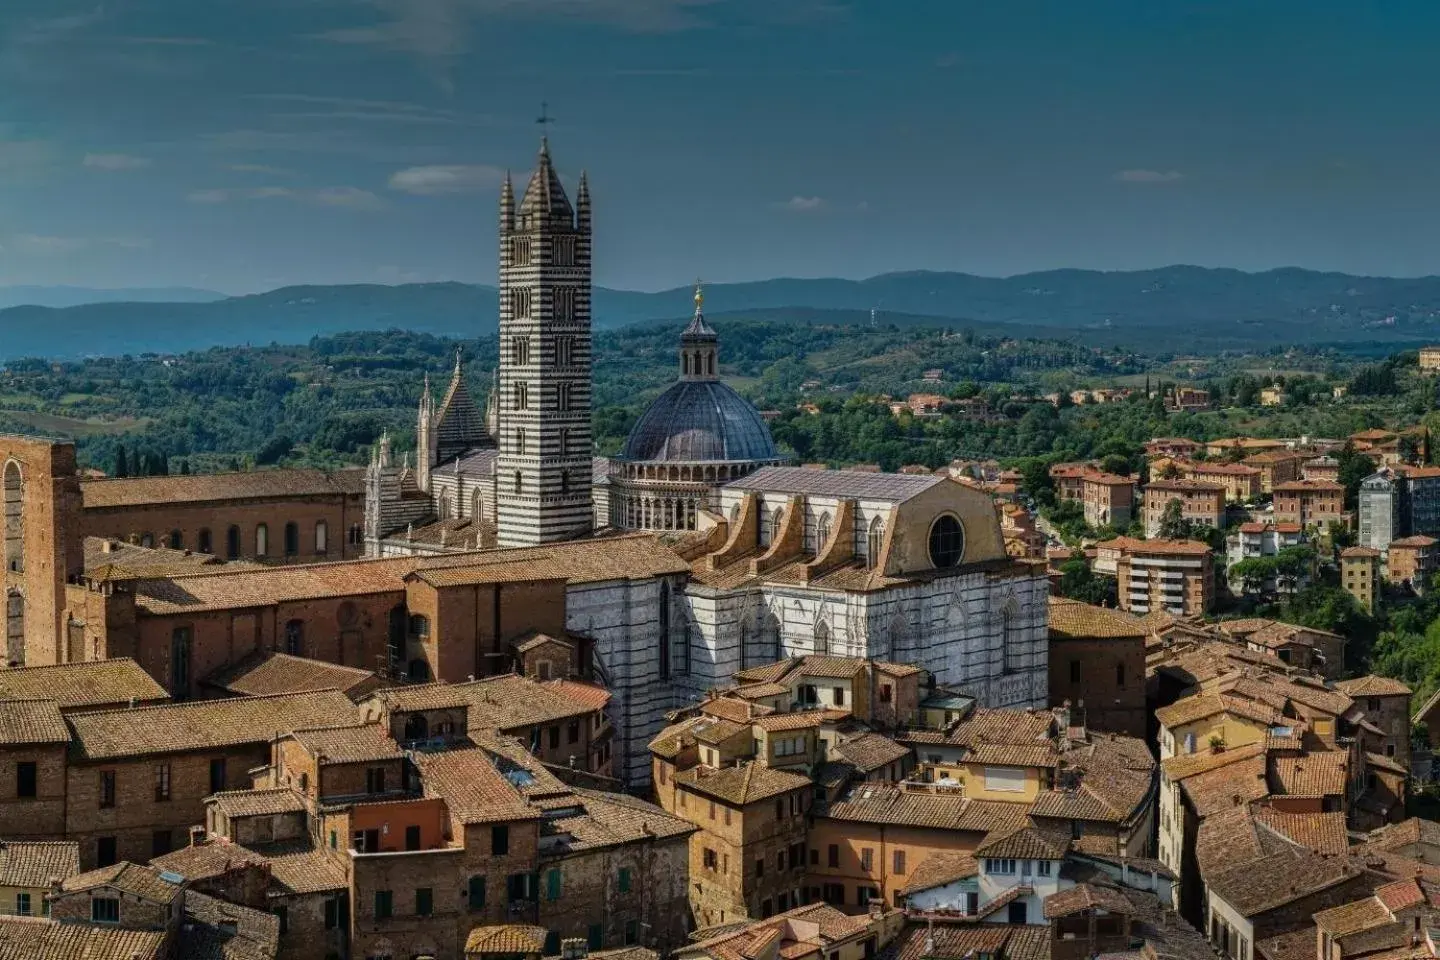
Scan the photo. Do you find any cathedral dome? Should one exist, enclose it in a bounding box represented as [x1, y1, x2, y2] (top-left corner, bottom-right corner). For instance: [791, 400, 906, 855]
[621, 379, 780, 463]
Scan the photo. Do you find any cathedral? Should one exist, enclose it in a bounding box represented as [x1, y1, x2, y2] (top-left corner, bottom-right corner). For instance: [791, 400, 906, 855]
[363, 137, 1051, 782]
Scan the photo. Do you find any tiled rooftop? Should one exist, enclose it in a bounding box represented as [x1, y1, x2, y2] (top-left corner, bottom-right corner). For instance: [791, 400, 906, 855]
[0, 841, 79, 888]
[0, 658, 167, 709]
[1336, 675, 1412, 697]
[80, 468, 365, 508]
[454, 674, 611, 730]
[412, 746, 538, 824]
[0, 699, 70, 745]
[725, 466, 942, 502]
[821, 783, 1028, 834]
[207, 788, 307, 819]
[67, 689, 358, 761]
[204, 651, 379, 699]
[832, 733, 909, 773]
[0, 919, 165, 960]
[676, 762, 811, 806]
[1048, 597, 1148, 639]
[61, 861, 182, 905]
[291, 723, 402, 765]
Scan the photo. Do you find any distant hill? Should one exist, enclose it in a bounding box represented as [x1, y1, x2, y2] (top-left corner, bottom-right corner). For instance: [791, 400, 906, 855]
[0, 285, 225, 310]
[5, 266, 1440, 359]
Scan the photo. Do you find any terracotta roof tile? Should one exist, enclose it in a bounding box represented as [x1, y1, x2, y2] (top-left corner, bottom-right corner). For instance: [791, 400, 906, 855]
[62, 861, 182, 904]
[1271, 752, 1348, 797]
[1207, 846, 1365, 917]
[0, 658, 167, 710]
[832, 733, 909, 773]
[408, 534, 690, 588]
[150, 840, 268, 883]
[467, 925, 549, 954]
[67, 689, 358, 761]
[751, 713, 824, 732]
[81, 468, 365, 508]
[447, 674, 608, 731]
[291, 724, 402, 764]
[204, 652, 379, 700]
[1337, 675, 1412, 697]
[965, 742, 1059, 768]
[0, 841, 79, 888]
[413, 746, 538, 824]
[796, 657, 869, 679]
[676, 762, 811, 806]
[1376, 878, 1426, 912]
[180, 889, 281, 960]
[1252, 807, 1349, 855]
[206, 788, 306, 819]
[1043, 882, 1136, 918]
[1313, 897, 1391, 936]
[820, 783, 1028, 834]
[366, 682, 470, 713]
[259, 840, 349, 895]
[0, 919, 164, 960]
[700, 697, 771, 723]
[899, 851, 978, 894]
[0, 699, 69, 745]
[976, 823, 1070, 860]
[1180, 755, 1270, 818]
[1047, 597, 1147, 639]
[691, 718, 748, 745]
[648, 717, 703, 759]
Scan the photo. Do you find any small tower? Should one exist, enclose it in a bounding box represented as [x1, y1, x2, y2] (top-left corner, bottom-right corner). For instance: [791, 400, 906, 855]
[496, 137, 593, 546]
[680, 280, 719, 381]
[416, 373, 435, 493]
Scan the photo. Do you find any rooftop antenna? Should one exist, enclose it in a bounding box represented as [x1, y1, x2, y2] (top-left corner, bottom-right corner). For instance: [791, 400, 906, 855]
[536, 101, 556, 137]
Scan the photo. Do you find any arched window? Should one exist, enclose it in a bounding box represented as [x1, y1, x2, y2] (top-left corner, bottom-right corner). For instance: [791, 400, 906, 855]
[170, 626, 192, 699]
[407, 659, 431, 683]
[299, 772, 309, 793]
[283, 522, 299, 557]
[512, 335, 531, 366]
[514, 381, 528, 410]
[559, 427, 570, 456]
[683, 353, 691, 375]
[470, 489, 485, 520]
[866, 516, 885, 569]
[927, 515, 965, 568]
[816, 512, 832, 552]
[315, 521, 328, 554]
[255, 523, 269, 557]
[284, 619, 303, 656]
[439, 491, 454, 520]
[1, 462, 20, 575]
[226, 526, 240, 560]
[404, 712, 429, 741]
[514, 471, 523, 495]
[197, 528, 213, 555]
[515, 429, 526, 456]
[814, 619, 830, 656]
[759, 505, 773, 547]
[772, 508, 785, 544]
[558, 382, 572, 411]
[168, 530, 183, 550]
[409, 614, 431, 639]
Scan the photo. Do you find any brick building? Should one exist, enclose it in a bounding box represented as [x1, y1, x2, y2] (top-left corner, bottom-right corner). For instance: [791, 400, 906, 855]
[1341, 546, 1382, 614]
[1302, 456, 1340, 482]
[1110, 539, 1214, 616]
[1336, 675, 1413, 768]
[1046, 598, 1147, 737]
[1142, 480, 1225, 538]
[1242, 450, 1307, 494]
[1386, 535, 1439, 589]
[1180, 462, 1262, 503]
[1271, 479, 1345, 530]
[79, 469, 368, 562]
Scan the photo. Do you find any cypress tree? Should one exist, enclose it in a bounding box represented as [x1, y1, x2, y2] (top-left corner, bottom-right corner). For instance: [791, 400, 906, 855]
[115, 446, 128, 478]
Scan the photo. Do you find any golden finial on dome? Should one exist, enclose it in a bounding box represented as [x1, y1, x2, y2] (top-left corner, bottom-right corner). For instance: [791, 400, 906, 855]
[694, 278, 704, 313]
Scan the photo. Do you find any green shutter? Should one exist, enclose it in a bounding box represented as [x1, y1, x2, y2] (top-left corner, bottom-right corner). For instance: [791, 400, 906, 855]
[375, 891, 392, 919]
[546, 868, 562, 901]
[545, 932, 561, 955]
[618, 867, 632, 893]
[469, 876, 486, 909]
[588, 924, 604, 949]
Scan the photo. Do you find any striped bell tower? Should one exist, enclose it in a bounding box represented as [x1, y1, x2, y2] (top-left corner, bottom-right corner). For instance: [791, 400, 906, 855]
[495, 138, 594, 546]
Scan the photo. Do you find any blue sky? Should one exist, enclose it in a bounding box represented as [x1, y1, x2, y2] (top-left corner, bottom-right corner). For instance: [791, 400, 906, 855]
[3, 0, 1440, 293]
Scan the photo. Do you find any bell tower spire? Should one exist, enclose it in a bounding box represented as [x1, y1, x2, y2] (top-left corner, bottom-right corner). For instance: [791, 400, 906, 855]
[495, 131, 593, 546]
[680, 279, 719, 381]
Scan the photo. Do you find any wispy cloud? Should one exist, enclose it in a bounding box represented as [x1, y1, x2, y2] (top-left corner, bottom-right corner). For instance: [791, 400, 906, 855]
[1, 233, 150, 255]
[389, 164, 505, 195]
[82, 152, 151, 171]
[227, 163, 297, 176]
[187, 185, 387, 211]
[0, 136, 55, 173]
[314, 0, 726, 60]
[1113, 169, 1185, 184]
[775, 195, 827, 212]
[119, 36, 215, 47]
[244, 93, 485, 126]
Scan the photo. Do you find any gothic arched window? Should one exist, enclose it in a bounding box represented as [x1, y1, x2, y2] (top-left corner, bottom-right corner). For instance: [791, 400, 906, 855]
[866, 516, 885, 569]
[815, 512, 832, 553]
[814, 619, 830, 656]
[1002, 598, 1023, 674]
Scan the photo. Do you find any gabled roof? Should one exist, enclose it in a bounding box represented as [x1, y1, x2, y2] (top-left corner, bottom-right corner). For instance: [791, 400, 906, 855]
[0, 699, 69, 745]
[899, 851, 978, 894]
[204, 651, 379, 700]
[1337, 675, 1412, 697]
[975, 823, 1069, 860]
[0, 658, 167, 710]
[61, 861, 182, 905]
[1043, 882, 1136, 918]
[454, 674, 610, 730]
[467, 925, 549, 955]
[67, 689, 358, 761]
[832, 733, 909, 773]
[80, 468, 365, 508]
[290, 723, 403, 765]
[1047, 597, 1147, 639]
[0, 919, 164, 960]
[412, 746, 538, 824]
[0, 841, 79, 888]
[676, 762, 811, 806]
